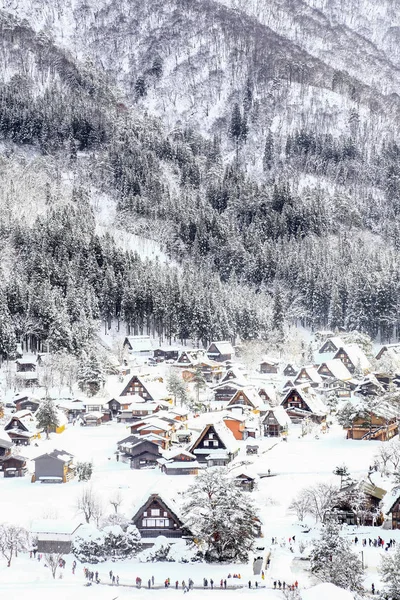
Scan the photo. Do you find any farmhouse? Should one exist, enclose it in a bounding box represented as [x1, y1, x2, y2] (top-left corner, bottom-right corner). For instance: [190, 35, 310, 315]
[123, 336, 153, 356]
[213, 380, 246, 402]
[333, 344, 371, 374]
[344, 401, 399, 441]
[131, 492, 190, 543]
[262, 407, 291, 437]
[294, 366, 322, 387]
[206, 341, 234, 362]
[158, 449, 202, 475]
[4, 410, 42, 445]
[1, 455, 28, 478]
[119, 374, 170, 403]
[189, 423, 239, 464]
[280, 385, 327, 423]
[226, 387, 265, 412]
[259, 357, 279, 374]
[317, 359, 353, 381]
[31, 520, 82, 554]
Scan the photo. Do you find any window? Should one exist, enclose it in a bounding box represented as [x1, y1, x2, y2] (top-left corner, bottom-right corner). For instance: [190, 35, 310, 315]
[208, 433, 214, 439]
[142, 519, 156, 527]
[204, 440, 209, 447]
[143, 511, 148, 517]
[163, 512, 168, 517]
[151, 509, 160, 516]
[213, 440, 219, 447]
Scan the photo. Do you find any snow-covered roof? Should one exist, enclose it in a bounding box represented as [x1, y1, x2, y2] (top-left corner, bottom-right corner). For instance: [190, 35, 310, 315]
[318, 359, 353, 381]
[282, 385, 327, 416]
[260, 356, 279, 366]
[207, 341, 234, 356]
[34, 449, 73, 463]
[190, 422, 239, 454]
[31, 520, 82, 535]
[124, 336, 153, 352]
[265, 406, 291, 427]
[295, 365, 322, 385]
[302, 583, 355, 600]
[317, 336, 345, 354]
[16, 358, 37, 366]
[0, 431, 13, 447]
[227, 386, 264, 409]
[161, 448, 196, 461]
[337, 344, 371, 371]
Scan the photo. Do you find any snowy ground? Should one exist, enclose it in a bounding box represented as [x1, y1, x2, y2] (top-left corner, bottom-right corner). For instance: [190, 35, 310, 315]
[0, 414, 394, 597]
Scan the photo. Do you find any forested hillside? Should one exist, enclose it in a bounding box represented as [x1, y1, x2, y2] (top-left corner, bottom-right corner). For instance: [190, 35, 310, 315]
[0, 0, 399, 355]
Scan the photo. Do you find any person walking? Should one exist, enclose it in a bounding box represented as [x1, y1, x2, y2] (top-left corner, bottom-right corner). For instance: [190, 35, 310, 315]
[175, 580, 179, 589]
[224, 579, 227, 589]
[112, 575, 116, 585]
[109, 570, 113, 581]
[274, 581, 277, 589]
[152, 575, 155, 586]
[248, 581, 252, 588]
[210, 579, 214, 589]
[116, 576, 119, 586]
[371, 583, 375, 595]
[148, 579, 151, 589]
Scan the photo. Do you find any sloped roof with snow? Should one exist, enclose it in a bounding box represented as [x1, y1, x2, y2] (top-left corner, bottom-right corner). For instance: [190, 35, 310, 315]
[318, 359, 353, 381]
[31, 520, 82, 535]
[227, 386, 263, 409]
[207, 341, 234, 355]
[337, 344, 371, 371]
[264, 406, 291, 427]
[124, 336, 153, 352]
[190, 422, 239, 454]
[295, 365, 322, 384]
[281, 384, 327, 416]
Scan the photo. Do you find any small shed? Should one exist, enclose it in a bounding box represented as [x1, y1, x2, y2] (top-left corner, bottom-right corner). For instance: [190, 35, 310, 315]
[31, 520, 82, 554]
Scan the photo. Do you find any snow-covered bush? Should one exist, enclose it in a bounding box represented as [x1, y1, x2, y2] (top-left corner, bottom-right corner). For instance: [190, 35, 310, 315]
[138, 536, 174, 562]
[103, 524, 141, 559]
[72, 525, 107, 564]
[76, 461, 93, 481]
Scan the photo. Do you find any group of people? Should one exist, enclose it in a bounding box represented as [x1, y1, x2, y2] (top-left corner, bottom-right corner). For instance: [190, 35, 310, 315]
[109, 570, 119, 586]
[354, 536, 396, 550]
[273, 580, 299, 591]
[84, 568, 100, 584]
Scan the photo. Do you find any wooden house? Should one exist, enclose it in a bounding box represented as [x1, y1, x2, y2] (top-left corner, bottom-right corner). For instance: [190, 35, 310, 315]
[1, 455, 28, 478]
[189, 423, 239, 464]
[376, 343, 400, 361]
[123, 335, 153, 356]
[226, 387, 266, 413]
[355, 374, 385, 397]
[175, 350, 202, 367]
[106, 397, 135, 417]
[334, 480, 386, 526]
[153, 347, 179, 362]
[0, 434, 13, 460]
[15, 358, 37, 373]
[283, 364, 297, 377]
[122, 438, 162, 469]
[158, 449, 202, 475]
[262, 407, 291, 437]
[206, 341, 234, 363]
[320, 378, 354, 399]
[386, 494, 400, 529]
[317, 359, 352, 381]
[81, 411, 104, 426]
[119, 375, 170, 403]
[333, 344, 371, 374]
[280, 385, 327, 423]
[131, 493, 190, 542]
[134, 417, 175, 443]
[14, 397, 40, 413]
[213, 380, 246, 402]
[4, 411, 41, 445]
[344, 403, 399, 441]
[31, 520, 82, 554]
[294, 366, 323, 387]
[257, 385, 277, 406]
[259, 358, 279, 375]
[230, 469, 258, 492]
[318, 336, 344, 356]
[32, 449, 75, 483]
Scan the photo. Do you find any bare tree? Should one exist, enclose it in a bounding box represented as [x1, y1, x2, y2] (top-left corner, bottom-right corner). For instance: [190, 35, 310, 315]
[288, 491, 309, 522]
[0, 524, 29, 567]
[76, 487, 103, 525]
[44, 553, 64, 579]
[109, 490, 123, 514]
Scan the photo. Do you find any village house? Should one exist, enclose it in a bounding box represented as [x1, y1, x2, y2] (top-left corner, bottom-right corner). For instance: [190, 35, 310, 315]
[119, 374, 170, 404]
[262, 406, 291, 437]
[319, 378, 354, 399]
[14, 396, 40, 413]
[317, 336, 345, 356]
[4, 410, 42, 445]
[294, 366, 323, 387]
[333, 344, 371, 375]
[259, 357, 279, 375]
[355, 374, 385, 397]
[153, 347, 179, 362]
[116, 400, 163, 423]
[213, 380, 246, 402]
[1, 455, 28, 478]
[376, 343, 400, 361]
[120, 438, 163, 469]
[31, 521, 82, 554]
[158, 449, 202, 475]
[0, 433, 13, 460]
[280, 385, 327, 423]
[206, 341, 234, 363]
[81, 411, 105, 426]
[15, 358, 37, 373]
[123, 335, 153, 356]
[282, 364, 298, 377]
[229, 467, 258, 492]
[344, 402, 399, 441]
[32, 449, 75, 483]
[175, 350, 203, 367]
[333, 479, 386, 526]
[317, 359, 353, 381]
[385, 493, 400, 529]
[189, 422, 239, 465]
[131, 492, 190, 543]
[55, 399, 85, 422]
[226, 387, 267, 414]
[257, 384, 277, 405]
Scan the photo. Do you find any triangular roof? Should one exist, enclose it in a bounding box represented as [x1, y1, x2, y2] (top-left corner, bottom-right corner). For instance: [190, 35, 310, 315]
[281, 385, 327, 416]
[317, 359, 353, 381]
[227, 386, 264, 410]
[263, 406, 291, 427]
[334, 344, 371, 371]
[131, 492, 186, 528]
[189, 422, 239, 454]
[318, 336, 344, 354]
[124, 336, 153, 352]
[294, 366, 322, 385]
[207, 341, 234, 355]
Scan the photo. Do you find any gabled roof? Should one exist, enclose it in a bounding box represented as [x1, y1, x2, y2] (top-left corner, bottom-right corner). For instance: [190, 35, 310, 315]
[132, 492, 186, 527]
[161, 448, 196, 461]
[189, 422, 239, 454]
[207, 341, 234, 356]
[124, 336, 153, 352]
[335, 344, 371, 371]
[31, 520, 82, 535]
[34, 449, 73, 463]
[227, 386, 264, 410]
[212, 379, 246, 392]
[317, 359, 353, 381]
[318, 336, 345, 354]
[295, 366, 322, 385]
[0, 431, 13, 448]
[263, 406, 291, 427]
[281, 385, 327, 416]
[260, 356, 279, 366]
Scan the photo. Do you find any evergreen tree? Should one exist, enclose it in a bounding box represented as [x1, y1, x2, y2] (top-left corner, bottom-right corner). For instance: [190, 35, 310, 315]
[183, 468, 259, 562]
[77, 352, 105, 396]
[379, 541, 400, 599]
[310, 522, 364, 593]
[191, 366, 206, 407]
[36, 398, 60, 439]
[229, 103, 242, 143]
[263, 131, 274, 171]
